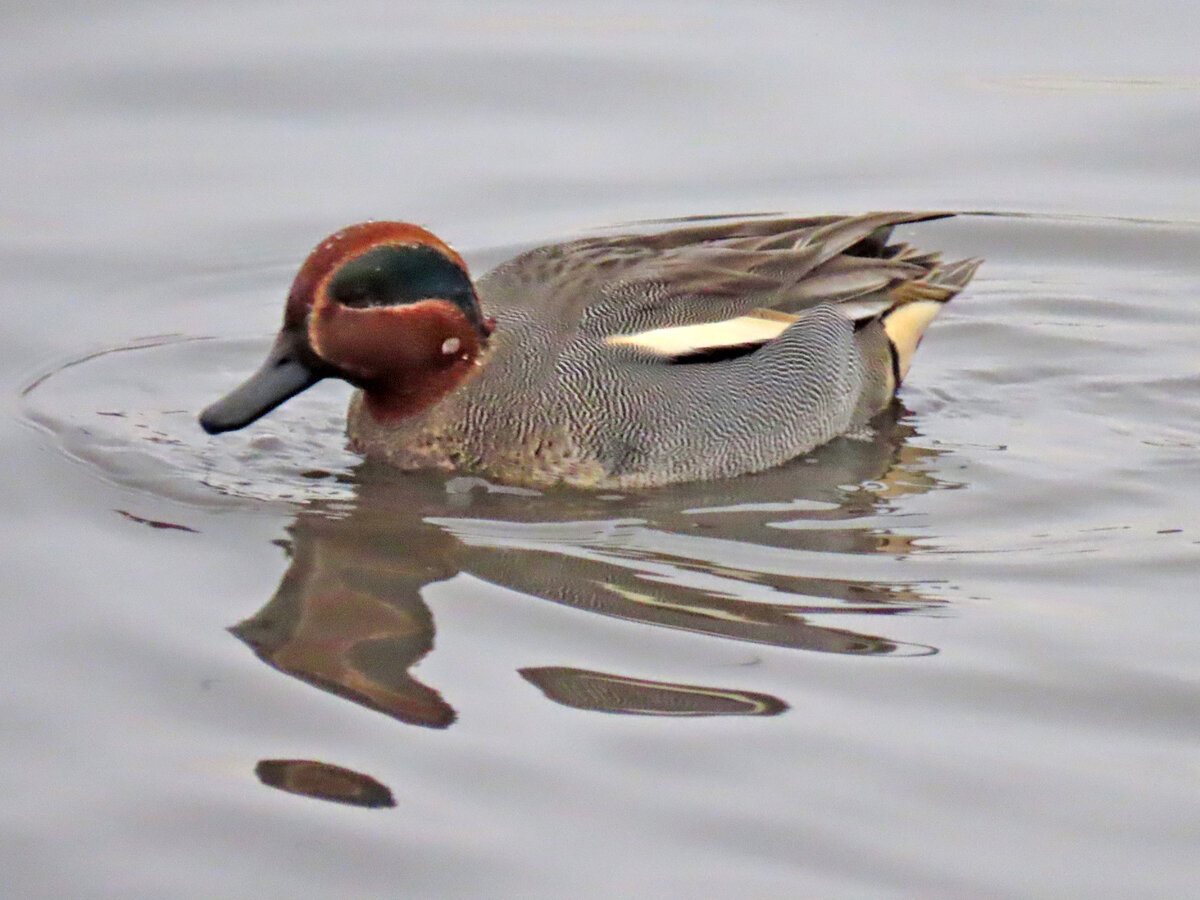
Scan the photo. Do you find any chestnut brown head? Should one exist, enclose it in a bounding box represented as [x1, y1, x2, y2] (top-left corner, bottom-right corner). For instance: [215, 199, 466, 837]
[200, 222, 493, 435]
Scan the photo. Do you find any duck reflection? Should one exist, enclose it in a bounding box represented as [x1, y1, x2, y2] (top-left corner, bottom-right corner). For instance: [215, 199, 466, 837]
[520, 667, 789, 717]
[230, 405, 954, 726]
[255, 759, 396, 808]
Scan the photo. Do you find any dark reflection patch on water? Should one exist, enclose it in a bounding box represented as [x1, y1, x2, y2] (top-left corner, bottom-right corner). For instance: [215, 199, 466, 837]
[254, 759, 396, 808]
[518, 666, 789, 717]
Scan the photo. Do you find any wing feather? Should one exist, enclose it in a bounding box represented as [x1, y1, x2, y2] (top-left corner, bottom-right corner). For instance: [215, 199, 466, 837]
[477, 212, 968, 352]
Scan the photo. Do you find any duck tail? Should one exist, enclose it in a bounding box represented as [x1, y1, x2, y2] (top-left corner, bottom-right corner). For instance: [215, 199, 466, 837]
[881, 257, 982, 382]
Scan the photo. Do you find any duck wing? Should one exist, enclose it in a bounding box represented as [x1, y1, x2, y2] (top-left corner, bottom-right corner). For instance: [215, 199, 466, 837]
[478, 212, 968, 354]
[580, 212, 974, 358]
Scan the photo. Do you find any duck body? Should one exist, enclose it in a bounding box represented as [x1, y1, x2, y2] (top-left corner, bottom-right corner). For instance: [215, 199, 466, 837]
[201, 212, 980, 488]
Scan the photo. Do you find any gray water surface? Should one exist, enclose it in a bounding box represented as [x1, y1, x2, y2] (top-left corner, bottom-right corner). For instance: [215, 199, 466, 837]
[3, 3, 1199, 898]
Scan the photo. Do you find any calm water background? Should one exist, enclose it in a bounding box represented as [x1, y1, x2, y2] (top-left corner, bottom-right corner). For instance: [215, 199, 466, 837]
[3, 2, 1199, 898]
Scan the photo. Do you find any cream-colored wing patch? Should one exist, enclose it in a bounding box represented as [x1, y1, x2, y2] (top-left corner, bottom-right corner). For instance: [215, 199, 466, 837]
[606, 309, 795, 356]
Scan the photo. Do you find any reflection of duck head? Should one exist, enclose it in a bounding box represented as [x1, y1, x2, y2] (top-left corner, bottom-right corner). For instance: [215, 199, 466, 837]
[229, 406, 955, 725]
[229, 496, 458, 729]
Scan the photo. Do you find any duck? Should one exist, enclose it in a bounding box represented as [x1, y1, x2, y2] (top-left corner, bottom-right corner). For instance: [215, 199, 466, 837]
[200, 212, 980, 488]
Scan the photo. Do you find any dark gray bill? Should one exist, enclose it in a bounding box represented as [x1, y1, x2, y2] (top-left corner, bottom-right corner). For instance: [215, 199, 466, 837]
[199, 331, 326, 434]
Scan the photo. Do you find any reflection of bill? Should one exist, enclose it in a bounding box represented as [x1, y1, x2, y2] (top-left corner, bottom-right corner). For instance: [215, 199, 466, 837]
[520, 667, 787, 717]
[229, 407, 951, 729]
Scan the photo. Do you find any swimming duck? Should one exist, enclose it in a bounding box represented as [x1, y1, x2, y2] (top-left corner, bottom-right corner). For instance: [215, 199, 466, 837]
[200, 212, 979, 488]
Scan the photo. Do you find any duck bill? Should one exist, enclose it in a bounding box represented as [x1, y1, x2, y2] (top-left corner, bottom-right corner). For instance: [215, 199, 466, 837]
[199, 329, 326, 434]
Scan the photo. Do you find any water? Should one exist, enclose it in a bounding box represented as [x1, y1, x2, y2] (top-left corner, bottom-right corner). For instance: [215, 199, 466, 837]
[3, 3, 1199, 898]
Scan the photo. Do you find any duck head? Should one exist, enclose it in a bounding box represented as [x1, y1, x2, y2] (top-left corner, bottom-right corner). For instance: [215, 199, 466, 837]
[199, 222, 493, 435]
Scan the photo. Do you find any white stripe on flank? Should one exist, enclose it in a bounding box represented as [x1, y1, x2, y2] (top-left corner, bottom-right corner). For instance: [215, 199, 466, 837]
[606, 313, 794, 356]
